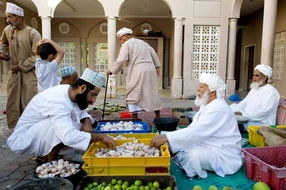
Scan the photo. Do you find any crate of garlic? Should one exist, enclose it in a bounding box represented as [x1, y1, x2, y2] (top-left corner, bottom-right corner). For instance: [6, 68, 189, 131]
[94, 121, 149, 133]
[82, 139, 170, 176]
[107, 133, 158, 140]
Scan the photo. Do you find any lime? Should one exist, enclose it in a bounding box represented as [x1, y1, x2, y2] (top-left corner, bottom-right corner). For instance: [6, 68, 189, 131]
[117, 180, 123, 185]
[122, 184, 128, 190]
[144, 186, 150, 190]
[147, 182, 153, 188]
[208, 185, 219, 190]
[253, 182, 271, 190]
[134, 180, 142, 186]
[222, 186, 232, 190]
[166, 187, 172, 190]
[104, 186, 111, 190]
[193, 185, 203, 190]
[101, 182, 107, 187]
[153, 181, 160, 189]
[111, 179, 117, 185]
[93, 182, 99, 187]
[83, 187, 89, 190]
[114, 184, 121, 189]
[123, 181, 129, 187]
[88, 183, 94, 189]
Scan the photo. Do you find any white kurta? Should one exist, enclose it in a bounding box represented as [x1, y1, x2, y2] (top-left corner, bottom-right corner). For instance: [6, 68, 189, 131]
[109, 38, 161, 112]
[35, 58, 59, 92]
[166, 98, 243, 178]
[7, 85, 92, 156]
[230, 84, 280, 126]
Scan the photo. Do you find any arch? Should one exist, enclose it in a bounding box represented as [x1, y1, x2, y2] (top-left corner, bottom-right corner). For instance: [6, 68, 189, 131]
[231, 0, 243, 18]
[51, 20, 81, 36]
[88, 20, 109, 37]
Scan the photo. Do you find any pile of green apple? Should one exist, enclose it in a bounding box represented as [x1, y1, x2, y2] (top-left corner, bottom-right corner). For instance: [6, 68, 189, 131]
[83, 178, 172, 190]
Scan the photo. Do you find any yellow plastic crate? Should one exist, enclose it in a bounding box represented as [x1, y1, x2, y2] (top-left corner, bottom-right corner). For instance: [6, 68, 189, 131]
[82, 163, 170, 176]
[82, 139, 170, 167]
[247, 125, 286, 147]
[107, 133, 158, 139]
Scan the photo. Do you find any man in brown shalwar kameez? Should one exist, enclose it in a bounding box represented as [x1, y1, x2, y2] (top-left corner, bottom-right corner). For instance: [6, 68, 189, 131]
[0, 3, 41, 129]
[106, 27, 161, 120]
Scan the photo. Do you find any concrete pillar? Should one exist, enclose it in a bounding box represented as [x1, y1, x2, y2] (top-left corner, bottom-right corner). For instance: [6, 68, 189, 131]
[226, 18, 238, 96]
[163, 38, 170, 88]
[81, 38, 87, 73]
[171, 17, 183, 99]
[41, 16, 51, 39]
[261, 0, 277, 67]
[107, 16, 117, 98]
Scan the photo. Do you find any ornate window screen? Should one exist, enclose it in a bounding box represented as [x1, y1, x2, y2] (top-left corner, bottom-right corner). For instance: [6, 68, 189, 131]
[56, 42, 76, 70]
[273, 31, 285, 80]
[192, 26, 219, 80]
[94, 43, 108, 74]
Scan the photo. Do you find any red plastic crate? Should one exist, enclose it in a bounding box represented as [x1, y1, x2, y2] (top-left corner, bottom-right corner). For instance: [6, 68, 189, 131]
[242, 146, 286, 190]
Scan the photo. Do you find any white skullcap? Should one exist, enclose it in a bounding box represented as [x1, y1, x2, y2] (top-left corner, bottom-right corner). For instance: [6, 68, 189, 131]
[116, 27, 133, 38]
[254, 64, 272, 78]
[80, 68, 106, 88]
[6, 3, 24, 17]
[61, 66, 76, 77]
[199, 73, 226, 98]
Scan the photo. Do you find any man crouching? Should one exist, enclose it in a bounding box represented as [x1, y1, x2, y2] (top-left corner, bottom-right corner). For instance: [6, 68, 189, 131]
[7, 68, 115, 161]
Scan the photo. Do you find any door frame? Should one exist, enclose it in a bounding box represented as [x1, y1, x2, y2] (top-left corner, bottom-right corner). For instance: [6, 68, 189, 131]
[241, 44, 256, 91]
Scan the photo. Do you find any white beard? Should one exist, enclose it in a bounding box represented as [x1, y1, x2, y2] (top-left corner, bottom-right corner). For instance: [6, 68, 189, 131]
[250, 79, 264, 90]
[194, 90, 209, 106]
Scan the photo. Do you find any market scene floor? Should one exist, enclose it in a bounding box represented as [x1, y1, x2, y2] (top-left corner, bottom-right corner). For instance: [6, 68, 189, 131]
[0, 85, 255, 190]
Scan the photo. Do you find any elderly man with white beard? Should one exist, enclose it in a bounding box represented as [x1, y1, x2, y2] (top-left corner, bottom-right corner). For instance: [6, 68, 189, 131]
[151, 73, 243, 179]
[230, 64, 280, 128]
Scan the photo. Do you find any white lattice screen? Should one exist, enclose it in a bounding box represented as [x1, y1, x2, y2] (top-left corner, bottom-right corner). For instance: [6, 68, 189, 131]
[192, 26, 220, 80]
[56, 42, 76, 70]
[93, 43, 108, 74]
[273, 31, 285, 80]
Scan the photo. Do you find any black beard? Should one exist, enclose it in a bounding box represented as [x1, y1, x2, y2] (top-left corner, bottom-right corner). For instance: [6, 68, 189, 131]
[75, 89, 89, 110]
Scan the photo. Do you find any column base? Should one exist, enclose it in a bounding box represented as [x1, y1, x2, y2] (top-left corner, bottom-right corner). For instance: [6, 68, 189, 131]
[106, 76, 117, 98]
[171, 78, 183, 99]
[226, 79, 236, 96]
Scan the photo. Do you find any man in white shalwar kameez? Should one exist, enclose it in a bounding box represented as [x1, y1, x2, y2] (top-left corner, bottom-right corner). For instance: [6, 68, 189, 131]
[230, 64, 280, 128]
[151, 73, 243, 178]
[106, 27, 161, 120]
[7, 68, 115, 162]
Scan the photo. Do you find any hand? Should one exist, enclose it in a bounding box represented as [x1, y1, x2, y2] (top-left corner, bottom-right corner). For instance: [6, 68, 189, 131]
[234, 112, 242, 116]
[0, 53, 10, 61]
[106, 70, 112, 76]
[10, 65, 20, 72]
[151, 134, 168, 148]
[100, 134, 116, 149]
[156, 67, 160, 76]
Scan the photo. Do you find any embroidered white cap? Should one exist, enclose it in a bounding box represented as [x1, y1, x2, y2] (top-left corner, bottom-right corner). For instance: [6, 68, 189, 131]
[6, 3, 24, 17]
[61, 66, 76, 77]
[80, 68, 106, 88]
[116, 27, 133, 38]
[254, 64, 272, 78]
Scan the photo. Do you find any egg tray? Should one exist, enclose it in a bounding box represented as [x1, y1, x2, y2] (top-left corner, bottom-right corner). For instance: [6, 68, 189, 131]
[94, 121, 149, 133]
[82, 139, 170, 167]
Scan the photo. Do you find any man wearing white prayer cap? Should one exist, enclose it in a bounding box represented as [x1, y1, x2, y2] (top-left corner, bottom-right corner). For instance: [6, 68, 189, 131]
[151, 73, 243, 179]
[106, 27, 161, 120]
[230, 64, 280, 128]
[8, 68, 115, 162]
[60, 66, 78, 85]
[0, 2, 41, 129]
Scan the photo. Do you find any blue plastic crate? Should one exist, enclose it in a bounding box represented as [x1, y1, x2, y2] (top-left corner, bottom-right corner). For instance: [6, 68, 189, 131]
[94, 121, 149, 133]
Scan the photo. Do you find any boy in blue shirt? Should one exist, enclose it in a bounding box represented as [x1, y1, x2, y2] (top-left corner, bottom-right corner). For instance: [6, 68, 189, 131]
[35, 39, 65, 92]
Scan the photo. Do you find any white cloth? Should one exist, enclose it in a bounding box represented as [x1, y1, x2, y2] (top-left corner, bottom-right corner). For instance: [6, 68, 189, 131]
[166, 98, 243, 178]
[35, 58, 59, 92]
[6, 3, 24, 17]
[199, 73, 226, 98]
[230, 84, 280, 127]
[7, 85, 92, 156]
[254, 64, 272, 78]
[116, 27, 133, 38]
[128, 104, 144, 113]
